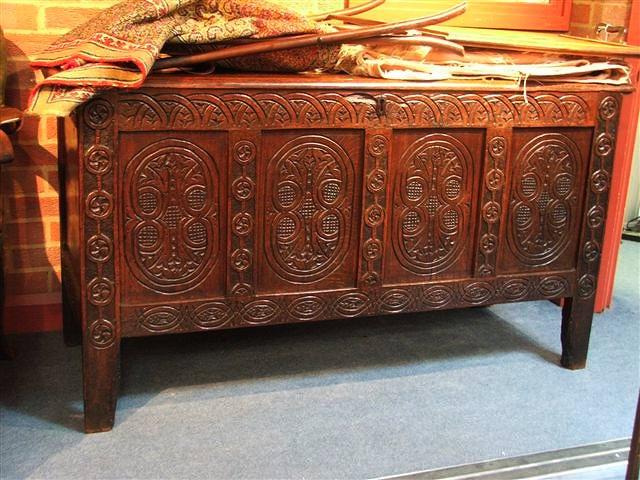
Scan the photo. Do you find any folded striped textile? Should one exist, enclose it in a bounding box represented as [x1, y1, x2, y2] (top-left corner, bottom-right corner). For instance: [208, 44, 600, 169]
[29, 0, 336, 115]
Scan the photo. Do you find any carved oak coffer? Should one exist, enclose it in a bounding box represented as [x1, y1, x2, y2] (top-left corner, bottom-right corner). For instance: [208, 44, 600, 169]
[57, 73, 625, 432]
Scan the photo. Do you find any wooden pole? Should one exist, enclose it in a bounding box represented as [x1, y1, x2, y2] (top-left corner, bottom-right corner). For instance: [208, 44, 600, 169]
[310, 0, 385, 21]
[153, 2, 466, 71]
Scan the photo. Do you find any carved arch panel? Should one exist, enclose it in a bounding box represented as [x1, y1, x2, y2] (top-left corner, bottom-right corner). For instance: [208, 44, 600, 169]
[499, 128, 591, 273]
[120, 133, 227, 301]
[258, 130, 363, 294]
[385, 130, 483, 284]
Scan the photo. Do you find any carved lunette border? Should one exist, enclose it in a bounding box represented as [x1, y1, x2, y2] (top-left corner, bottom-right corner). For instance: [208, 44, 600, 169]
[117, 91, 594, 130]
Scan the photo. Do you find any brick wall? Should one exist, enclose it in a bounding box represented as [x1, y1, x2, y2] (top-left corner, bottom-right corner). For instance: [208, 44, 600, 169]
[1, 0, 341, 333]
[2, 2, 115, 332]
[569, 0, 634, 39]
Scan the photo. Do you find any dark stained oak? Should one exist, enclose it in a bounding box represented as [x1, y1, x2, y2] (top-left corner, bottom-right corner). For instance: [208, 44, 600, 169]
[57, 73, 625, 432]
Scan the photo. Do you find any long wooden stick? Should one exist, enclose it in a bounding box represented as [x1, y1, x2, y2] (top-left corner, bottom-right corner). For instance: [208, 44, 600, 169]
[332, 16, 449, 38]
[153, 2, 466, 70]
[173, 31, 464, 55]
[309, 0, 385, 21]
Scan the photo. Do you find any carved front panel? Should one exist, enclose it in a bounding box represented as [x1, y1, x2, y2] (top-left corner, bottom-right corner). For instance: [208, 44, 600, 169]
[120, 132, 226, 302]
[385, 130, 482, 283]
[257, 130, 363, 294]
[499, 128, 591, 273]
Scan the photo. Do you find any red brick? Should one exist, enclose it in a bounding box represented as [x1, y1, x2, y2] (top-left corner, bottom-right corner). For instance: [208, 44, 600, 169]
[6, 194, 59, 221]
[15, 119, 58, 147]
[0, 3, 39, 31]
[4, 302, 62, 334]
[11, 246, 61, 269]
[50, 268, 62, 290]
[14, 116, 42, 146]
[12, 144, 57, 166]
[46, 169, 59, 192]
[4, 32, 58, 58]
[593, 3, 632, 30]
[4, 220, 48, 246]
[5, 87, 32, 111]
[48, 221, 60, 242]
[5, 166, 55, 195]
[44, 6, 103, 30]
[6, 271, 50, 296]
[5, 58, 35, 86]
[570, 3, 592, 25]
[39, 116, 59, 144]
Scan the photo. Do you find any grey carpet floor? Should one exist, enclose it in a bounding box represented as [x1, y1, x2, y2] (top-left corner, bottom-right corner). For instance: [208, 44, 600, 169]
[1, 241, 639, 480]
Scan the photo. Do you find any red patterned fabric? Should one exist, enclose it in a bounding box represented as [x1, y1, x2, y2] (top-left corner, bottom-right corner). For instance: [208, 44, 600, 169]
[28, 0, 333, 115]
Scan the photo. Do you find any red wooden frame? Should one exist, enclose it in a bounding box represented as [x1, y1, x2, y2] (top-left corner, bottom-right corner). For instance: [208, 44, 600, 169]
[595, 0, 640, 312]
[352, 0, 572, 32]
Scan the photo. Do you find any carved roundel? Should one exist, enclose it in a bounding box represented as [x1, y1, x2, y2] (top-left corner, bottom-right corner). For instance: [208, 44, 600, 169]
[599, 96, 619, 120]
[87, 277, 114, 306]
[368, 135, 388, 156]
[232, 213, 253, 236]
[367, 169, 386, 193]
[234, 140, 257, 164]
[124, 139, 219, 293]
[485, 169, 504, 191]
[89, 319, 116, 348]
[482, 201, 501, 223]
[591, 170, 610, 194]
[363, 238, 382, 260]
[583, 241, 600, 263]
[231, 248, 252, 272]
[265, 135, 354, 283]
[87, 234, 112, 263]
[480, 233, 497, 254]
[578, 274, 596, 298]
[86, 190, 113, 220]
[365, 205, 384, 227]
[489, 137, 506, 156]
[595, 133, 613, 157]
[84, 99, 114, 130]
[232, 177, 255, 201]
[86, 146, 113, 175]
[392, 133, 473, 275]
[507, 133, 581, 266]
[587, 205, 605, 229]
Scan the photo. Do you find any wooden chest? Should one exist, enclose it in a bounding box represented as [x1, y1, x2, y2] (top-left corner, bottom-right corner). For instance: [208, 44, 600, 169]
[58, 73, 625, 432]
